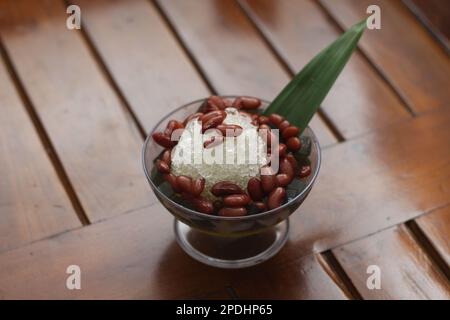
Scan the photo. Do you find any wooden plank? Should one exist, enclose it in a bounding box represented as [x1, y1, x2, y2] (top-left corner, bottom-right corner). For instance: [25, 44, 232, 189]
[333, 224, 450, 299]
[280, 106, 450, 255]
[157, 0, 338, 147]
[0, 57, 81, 252]
[404, 0, 450, 48]
[231, 253, 347, 299]
[415, 206, 450, 265]
[0, 202, 344, 299]
[240, 0, 410, 138]
[74, 0, 209, 132]
[0, 0, 152, 221]
[317, 251, 363, 299]
[320, 0, 450, 113]
[408, 0, 450, 38]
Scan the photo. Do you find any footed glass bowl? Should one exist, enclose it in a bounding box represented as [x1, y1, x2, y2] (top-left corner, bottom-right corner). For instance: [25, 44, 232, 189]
[142, 96, 321, 268]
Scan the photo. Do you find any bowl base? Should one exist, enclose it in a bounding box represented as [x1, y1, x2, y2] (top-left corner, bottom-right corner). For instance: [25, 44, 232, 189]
[174, 219, 289, 269]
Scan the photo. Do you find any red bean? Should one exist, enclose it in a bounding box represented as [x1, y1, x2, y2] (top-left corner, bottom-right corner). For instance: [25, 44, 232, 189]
[207, 95, 226, 110]
[299, 165, 312, 178]
[216, 124, 243, 137]
[269, 132, 278, 148]
[286, 137, 302, 152]
[222, 98, 233, 108]
[223, 194, 251, 207]
[278, 120, 290, 132]
[184, 112, 203, 125]
[164, 120, 184, 137]
[163, 173, 181, 193]
[232, 97, 243, 109]
[258, 124, 272, 147]
[267, 187, 286, 210]
[286, 153, 298, 172]
[200, 98, 217, 112]
[202, 115, 225, 132]
[260, 124, 278, 148]
[203, 104, 220, 112]
[239, 111, 253, 119]
[250, 114, 259, 126]
[282, 126, 300, 140]
[218, 207, 247, 217]
[281, 143, 288, 157]
[276, 173, 292, 187]
[191, 197, 214, 214]
[211, 181, 244, 197]
[163, 121, 175, 137]
[152, 132, 175, 148]
[176, 175, 193, 194]
[280, 157, 294, 177]
[274, 143, 287, 158]
[204, 135, 224, 149]
[213, 200, 223, 211]
[247, 177, 264, 201]
[192, 177, 205, 197]
[240, 97, 261, 110]
[269, 114, 284, 127]
[253, 202, 267, 213]
[173, 120, 185, 130]
[155, 159, 170, 174]
[258, 115, 269, 125]
[161, 149, 171, 166]
[260, 167, 277, 194]
[200, 110, 226, 123]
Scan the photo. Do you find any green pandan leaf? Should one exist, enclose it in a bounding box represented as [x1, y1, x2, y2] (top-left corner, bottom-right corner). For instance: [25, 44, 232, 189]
[263, 19, 366, 132]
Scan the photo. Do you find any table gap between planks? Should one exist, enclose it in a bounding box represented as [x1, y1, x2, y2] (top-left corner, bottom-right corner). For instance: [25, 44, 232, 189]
[0, 0, 448, 299]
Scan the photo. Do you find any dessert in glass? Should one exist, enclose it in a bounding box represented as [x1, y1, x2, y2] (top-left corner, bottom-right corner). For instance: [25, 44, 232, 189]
[142, 96, 321, 268]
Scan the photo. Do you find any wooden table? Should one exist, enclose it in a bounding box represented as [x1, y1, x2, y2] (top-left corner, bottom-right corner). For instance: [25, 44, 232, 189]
[0, 0, 449, 300]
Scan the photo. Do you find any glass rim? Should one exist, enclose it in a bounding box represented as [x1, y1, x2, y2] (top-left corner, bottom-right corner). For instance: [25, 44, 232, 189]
[142, 95, 322, 221]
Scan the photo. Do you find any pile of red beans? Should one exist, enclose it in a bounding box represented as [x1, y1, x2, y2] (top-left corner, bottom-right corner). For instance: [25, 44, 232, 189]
[152, 96, 312, 217]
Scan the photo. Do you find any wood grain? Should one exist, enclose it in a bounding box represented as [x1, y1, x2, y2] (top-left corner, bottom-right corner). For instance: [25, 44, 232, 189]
[0, 202, 344, 299]
[0, 58, 81, 252]
[157, 0, 338, 147]
[415, 206, 450, 265]
[333, 224, 450, 299]
[0, 0, 153, 222]
[0, 0, 448, 299]
[320, 0, 450, 113]
[0, 105, 439, 298]
[240, 0, 410, 139]
[282, 106, 450, 255]
[74, 0, 210, 133]
[231, 253, 347, 299]
[404, 0, 450, 47]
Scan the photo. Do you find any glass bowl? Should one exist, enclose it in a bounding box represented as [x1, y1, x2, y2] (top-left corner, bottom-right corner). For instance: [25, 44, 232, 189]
[142, 96, 321, 268]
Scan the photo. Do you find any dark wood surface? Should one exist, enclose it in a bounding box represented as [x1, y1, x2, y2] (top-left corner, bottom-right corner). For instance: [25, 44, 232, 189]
[333, 224, 450, 299]
[0, 0, 152, 223]
[415, 206, 450, 265]
[404, 0, 450, 48]
[0, 0, 448, 299]
[320, 0, 450, 113]
[241, 0, 410, 139]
